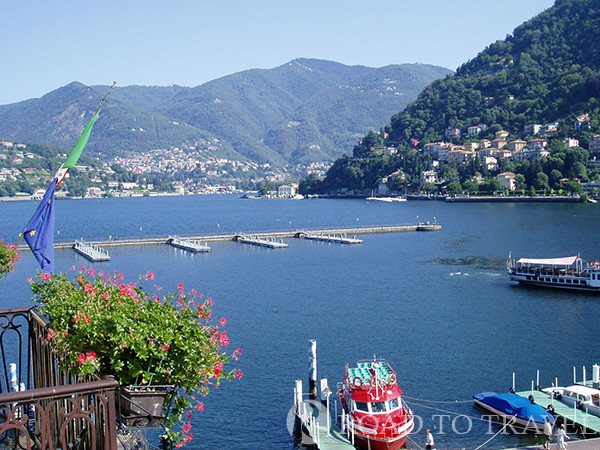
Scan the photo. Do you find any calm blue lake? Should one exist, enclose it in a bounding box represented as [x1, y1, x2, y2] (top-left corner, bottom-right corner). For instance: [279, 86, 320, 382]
[1, 195, 599, 449]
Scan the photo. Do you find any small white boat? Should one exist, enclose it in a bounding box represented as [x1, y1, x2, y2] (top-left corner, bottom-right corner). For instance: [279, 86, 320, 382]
[366, 197, 405, 202]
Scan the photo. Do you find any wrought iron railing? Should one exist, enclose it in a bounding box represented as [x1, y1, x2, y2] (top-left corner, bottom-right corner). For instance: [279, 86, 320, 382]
[0, 308, 118, 449]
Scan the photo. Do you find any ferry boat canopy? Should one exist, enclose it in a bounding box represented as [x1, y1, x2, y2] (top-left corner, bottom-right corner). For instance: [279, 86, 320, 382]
[516, 256, 579, 266]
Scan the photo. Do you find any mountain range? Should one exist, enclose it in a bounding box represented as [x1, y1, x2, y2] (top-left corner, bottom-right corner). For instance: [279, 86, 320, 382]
[0, 59, 450, 166]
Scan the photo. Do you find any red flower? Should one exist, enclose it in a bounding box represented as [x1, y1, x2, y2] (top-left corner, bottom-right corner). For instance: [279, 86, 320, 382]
[213, 362, 223, 377]
[40, 272, 51, 281]
[218, 331, 229, 348]
[218, 317, 226, 327]
[234, 369, 243, 379]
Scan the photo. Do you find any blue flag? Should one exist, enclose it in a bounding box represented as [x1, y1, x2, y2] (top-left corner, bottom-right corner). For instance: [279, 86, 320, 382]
[22, 178, 57, 273]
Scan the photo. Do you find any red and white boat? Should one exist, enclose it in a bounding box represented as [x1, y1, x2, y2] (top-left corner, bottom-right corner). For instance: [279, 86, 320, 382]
[338, 358, 414, 450]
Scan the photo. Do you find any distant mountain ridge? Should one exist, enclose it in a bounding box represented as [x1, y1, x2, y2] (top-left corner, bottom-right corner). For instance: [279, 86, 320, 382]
[0, 59, 451, 165]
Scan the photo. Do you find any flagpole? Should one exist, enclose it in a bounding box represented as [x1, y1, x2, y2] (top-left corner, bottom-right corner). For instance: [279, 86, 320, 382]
[95, 79, 118, 116]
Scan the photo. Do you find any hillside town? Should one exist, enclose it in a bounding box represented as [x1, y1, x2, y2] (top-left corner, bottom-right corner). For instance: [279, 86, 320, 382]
[0, 139, 329, 200]
[372, 114, 600, 196]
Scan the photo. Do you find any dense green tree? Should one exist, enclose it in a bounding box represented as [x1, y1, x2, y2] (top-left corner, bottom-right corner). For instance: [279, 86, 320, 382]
[535, 172, 549, 191]
[463, 180, 479, 194]
[446, 181, 462, 195]
[562, 180, 583, 195]
[298, 173, 323, 195]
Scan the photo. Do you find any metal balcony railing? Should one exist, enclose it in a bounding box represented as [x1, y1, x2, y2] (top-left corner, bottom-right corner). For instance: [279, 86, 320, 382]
[0, 308, 118, 449]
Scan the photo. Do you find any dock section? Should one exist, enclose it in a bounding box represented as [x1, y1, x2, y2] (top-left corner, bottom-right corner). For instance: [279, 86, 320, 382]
[73, 241, 110, 262]
[297, 232, 363, 244]
[234, 235, 288, 248]
[167, 236, 211, 253]
[515, 388, 600, 435]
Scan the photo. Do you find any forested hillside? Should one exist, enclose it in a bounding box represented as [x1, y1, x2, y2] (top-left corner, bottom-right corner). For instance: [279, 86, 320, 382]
[388, 0, 599, 145]
[306, 0, 600, 197]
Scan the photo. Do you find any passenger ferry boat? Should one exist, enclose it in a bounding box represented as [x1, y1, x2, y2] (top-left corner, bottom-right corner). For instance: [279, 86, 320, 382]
[507, 254, 600, 291]
[338, 358, 414, 450]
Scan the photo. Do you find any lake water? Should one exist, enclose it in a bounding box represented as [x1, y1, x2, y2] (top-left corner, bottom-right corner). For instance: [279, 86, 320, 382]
[1, 195, 600, 449]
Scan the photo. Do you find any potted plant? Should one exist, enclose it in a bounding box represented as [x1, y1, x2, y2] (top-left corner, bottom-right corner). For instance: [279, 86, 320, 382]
[0, 239, 20, 280]
[30, 267, 242, 447]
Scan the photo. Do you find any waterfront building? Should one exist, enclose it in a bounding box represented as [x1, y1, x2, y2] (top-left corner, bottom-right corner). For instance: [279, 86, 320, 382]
[496, 172, 516, 191]
[277, 184, 299, 197]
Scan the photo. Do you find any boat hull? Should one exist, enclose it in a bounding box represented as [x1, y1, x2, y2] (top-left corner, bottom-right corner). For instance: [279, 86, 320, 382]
[473, 397, 548, 433]
[509, 273, 600, 292]
[353, 432, 410, 450]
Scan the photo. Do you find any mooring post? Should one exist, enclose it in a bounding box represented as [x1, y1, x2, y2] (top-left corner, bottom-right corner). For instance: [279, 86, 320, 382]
[320, 378, 331, 435]
[308, 339, 317, 400]
[295, 378, 303, 411]
[593, 364, 599, 389]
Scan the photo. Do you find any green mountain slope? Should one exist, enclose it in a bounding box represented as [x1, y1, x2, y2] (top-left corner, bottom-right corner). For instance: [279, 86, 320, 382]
[388, 0, 600, 144]
[263, 64, 452, 163]
[0, 59, 450, 165]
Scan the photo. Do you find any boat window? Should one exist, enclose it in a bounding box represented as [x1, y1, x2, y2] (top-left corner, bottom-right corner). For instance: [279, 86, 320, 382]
[354, 401, 369, 412]
[370, 401, 386, 412]
[388, 398, 400, 410]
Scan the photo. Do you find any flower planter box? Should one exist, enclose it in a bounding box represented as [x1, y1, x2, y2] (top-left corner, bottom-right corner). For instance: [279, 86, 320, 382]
[119, 385, 173, 427]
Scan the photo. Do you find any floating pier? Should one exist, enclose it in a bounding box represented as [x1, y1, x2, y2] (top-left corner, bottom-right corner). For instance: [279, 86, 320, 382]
[516, 388, 600, 436]
[298, 232, 363, 244]
[73, 240, 110, 262]
[293, 340, 354, 449]
[167, 236, 211, 253]
[21, 224, 441, 252]
[512, 365, 600, 437]
[234, 235, 288, 248]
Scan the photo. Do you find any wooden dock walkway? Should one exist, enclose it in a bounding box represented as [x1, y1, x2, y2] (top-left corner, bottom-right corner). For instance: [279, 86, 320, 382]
[73, 241, 110, 262]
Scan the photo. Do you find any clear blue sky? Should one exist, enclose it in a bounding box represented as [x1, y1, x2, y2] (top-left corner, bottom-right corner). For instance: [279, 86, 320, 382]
[1, 0, 555, 106]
